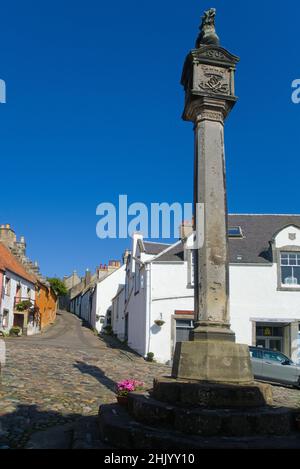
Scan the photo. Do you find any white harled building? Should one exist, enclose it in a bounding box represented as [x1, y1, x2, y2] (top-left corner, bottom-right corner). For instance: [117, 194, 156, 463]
[112, 215, 300, 364]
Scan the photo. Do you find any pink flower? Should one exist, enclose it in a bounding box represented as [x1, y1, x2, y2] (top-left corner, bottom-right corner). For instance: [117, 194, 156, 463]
[116, 379, 145, 396]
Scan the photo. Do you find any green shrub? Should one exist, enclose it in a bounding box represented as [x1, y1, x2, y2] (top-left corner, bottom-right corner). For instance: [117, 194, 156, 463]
[103, 325, 113, 335]
[46, 277, 68, 297]
[15, 300, 32, 312]
[146, 352, 155, 362]
[9, 326, 22, 337]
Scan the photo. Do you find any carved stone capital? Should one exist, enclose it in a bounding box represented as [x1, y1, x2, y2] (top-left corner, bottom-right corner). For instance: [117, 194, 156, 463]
[183, 96, 233, 124]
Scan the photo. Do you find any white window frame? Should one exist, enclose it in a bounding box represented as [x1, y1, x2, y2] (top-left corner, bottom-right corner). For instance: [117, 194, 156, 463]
[187, 250, 195, 288]
[280, 252, 300, 287]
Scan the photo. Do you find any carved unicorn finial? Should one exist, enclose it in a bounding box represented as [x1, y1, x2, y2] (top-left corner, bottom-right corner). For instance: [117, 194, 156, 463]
[196, 8, 220, 48]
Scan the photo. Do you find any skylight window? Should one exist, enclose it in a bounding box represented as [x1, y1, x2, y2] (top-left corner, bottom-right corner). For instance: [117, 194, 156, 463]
[228, 226, 243, 238]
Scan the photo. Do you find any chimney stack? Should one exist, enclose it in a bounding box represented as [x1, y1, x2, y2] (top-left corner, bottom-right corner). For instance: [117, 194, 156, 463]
[85, 268, 92, 286]
[122, 249, 131, 265]
[0, 224, 17, 250]
[13, 235, 27, 258]
[179, 220, 193, 241]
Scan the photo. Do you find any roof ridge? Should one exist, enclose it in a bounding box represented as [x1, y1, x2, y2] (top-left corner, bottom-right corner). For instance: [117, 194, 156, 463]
[0, 241, 36, 284]
[229, 213, 300, 217]
[143, 241, 172, 245]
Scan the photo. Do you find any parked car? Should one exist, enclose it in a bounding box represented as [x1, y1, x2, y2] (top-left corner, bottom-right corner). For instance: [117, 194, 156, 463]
[249, 346, 300, 388]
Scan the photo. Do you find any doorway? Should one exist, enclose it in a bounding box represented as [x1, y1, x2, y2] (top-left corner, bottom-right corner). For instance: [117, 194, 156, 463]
[256, 324, 284, 352]
[124, 313, 129, 341]
[13, 313, 24, 329]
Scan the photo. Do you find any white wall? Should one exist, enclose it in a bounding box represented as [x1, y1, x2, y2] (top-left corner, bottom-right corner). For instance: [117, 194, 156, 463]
[71, 295, 81, 317]
[93, 265, 126, 332]
[126, 265, 147, 356]
[274, 225, 300, 249]
[230, 226, 300, 356]
[0, 270, 35, 332]
[107, 227, 300, 364]
[230, 264, 300, 351]
[148, 262, 193, 364]
[125, 259, 194, 364]
[80, 289, 93, 324]
[112, 288, 125, 340]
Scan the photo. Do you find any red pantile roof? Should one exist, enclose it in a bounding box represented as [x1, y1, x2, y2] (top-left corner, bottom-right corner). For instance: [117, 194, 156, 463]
[0, 242, 36, 284]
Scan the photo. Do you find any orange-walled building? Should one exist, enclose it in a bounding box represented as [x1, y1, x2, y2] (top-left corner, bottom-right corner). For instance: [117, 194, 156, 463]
[35, 281, 57, 330]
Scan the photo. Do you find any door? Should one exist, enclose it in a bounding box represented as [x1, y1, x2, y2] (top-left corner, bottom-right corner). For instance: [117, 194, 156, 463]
[124, 314, 129, 341]
[13, 313, 24, 329]
[256, 338, 283, 352]
[261, 350, 298, 385]
[256, 325, 284, 352]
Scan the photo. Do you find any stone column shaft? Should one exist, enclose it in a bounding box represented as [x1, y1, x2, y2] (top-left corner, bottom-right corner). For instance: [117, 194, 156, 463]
[192, 100, 235, 342]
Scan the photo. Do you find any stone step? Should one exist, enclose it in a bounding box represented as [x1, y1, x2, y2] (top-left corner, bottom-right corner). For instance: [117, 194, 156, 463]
[127, 393, 295, 437]
[152, 377, 273, 408]
[98, 404, 300, 449]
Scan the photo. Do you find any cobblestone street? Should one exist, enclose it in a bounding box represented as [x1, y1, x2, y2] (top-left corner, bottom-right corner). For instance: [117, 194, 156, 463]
[0, 311, 169, 449]
[1, 311, 300, 449]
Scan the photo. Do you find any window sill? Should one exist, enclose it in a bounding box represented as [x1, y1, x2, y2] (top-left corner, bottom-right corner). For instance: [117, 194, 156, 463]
[277, 286, 300, 292]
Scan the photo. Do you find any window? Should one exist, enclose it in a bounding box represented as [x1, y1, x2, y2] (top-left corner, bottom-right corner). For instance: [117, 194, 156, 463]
[1, 309, 9, 329]
[16, 284, 21, 299]
[4, 277, 11, 296]
[256, 326, 283, 338]
[280, 252, 300, 286]
[125, 271, 130, 302]
[249, 348, 263, 359]
[262, 351, 288, 363]
[175, 319, 194, 343]
[188, 250, 195, 287]
[135, 266, 140, 294]
[228, 226, 243, 238]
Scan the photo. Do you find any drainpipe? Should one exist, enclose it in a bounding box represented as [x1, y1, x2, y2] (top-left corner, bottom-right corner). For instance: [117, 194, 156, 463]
[145, 262, 152, 357]
[133, 256, 151, 358]
[0, 271, 3, 325]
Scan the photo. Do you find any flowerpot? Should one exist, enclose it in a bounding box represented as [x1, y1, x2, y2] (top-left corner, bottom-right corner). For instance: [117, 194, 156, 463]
[154, 321, 165, 327]
[117, 395, 128, 406]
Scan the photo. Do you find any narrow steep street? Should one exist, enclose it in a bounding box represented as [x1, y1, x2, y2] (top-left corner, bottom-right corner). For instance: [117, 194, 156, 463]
[0, 311, 169, 448]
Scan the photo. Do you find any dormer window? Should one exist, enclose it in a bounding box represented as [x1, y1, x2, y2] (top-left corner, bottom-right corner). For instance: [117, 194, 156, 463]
[280, 252, 300, 286]
[228, 226, 243, 238]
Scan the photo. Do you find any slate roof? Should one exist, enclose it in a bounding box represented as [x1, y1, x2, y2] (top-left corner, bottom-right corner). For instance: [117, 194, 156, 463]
[143, 242, 171, 255]
[228, 214, 300, 264]
[151, 215, 300, 265]
[153, 243, 185, 263]
[0, 242, 36, 283]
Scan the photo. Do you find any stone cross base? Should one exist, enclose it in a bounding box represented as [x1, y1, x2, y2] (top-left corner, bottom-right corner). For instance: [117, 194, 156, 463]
[152, 377, 273, 408]
[172, 340, 253, 384]
[97, 378, 300, 448]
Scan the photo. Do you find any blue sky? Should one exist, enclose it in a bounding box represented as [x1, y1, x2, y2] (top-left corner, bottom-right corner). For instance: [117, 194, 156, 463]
[0, 0, 299, 278]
